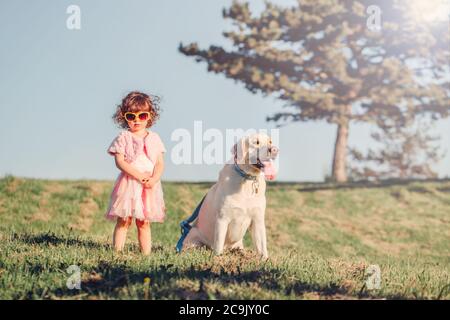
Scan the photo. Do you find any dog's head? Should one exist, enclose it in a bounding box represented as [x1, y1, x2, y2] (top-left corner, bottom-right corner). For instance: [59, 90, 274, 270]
[232, 133, 279, 180]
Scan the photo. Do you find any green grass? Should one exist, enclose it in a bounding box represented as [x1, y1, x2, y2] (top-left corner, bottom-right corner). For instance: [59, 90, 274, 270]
[0, 175, 449, 299]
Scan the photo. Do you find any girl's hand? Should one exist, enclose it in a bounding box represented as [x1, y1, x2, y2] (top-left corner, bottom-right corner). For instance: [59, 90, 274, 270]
[137, 172, 152, 184]
[143, 178, 158, 189]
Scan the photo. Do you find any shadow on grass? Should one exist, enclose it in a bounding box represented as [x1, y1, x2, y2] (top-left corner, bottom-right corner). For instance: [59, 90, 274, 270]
[21, 258, 405, 300]
[11, 231, 108, 250]
[6, 231, 416, 300]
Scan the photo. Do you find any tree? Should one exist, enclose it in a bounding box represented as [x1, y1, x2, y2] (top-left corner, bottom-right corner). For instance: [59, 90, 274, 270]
[179, 0, 450, 182]
[349, 118, 445, 180]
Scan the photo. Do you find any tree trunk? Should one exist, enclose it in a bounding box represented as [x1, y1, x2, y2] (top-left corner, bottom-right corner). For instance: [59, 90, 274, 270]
[332, 119, 349, 183]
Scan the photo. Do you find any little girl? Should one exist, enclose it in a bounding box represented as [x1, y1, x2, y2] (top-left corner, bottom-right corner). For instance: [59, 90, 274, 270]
[105, 91, 166, 255]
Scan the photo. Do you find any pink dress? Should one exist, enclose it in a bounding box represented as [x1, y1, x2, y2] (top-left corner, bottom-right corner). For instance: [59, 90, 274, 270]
[105, 130, 166, 222]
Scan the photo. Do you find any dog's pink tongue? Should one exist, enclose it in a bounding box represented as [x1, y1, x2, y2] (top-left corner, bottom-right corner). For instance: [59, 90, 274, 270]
[262, 160, 277, 180]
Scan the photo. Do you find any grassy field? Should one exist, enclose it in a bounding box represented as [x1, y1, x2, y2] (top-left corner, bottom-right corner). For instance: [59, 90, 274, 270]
[0, 175, 449, 300]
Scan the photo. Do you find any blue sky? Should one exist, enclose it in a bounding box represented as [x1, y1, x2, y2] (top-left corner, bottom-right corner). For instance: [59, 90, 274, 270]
[0, 0, 449, 182]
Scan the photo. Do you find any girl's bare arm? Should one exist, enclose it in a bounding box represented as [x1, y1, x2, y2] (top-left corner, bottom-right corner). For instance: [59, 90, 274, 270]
[152, 153, 165, 181]
[144, 153, 164, 188]
[114, 153, 148, 182]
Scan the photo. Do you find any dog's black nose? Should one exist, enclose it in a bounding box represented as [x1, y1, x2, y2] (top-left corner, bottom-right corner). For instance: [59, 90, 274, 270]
[269, 146, 279, 155]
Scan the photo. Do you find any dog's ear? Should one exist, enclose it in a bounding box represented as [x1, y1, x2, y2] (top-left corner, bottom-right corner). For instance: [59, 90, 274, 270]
[231, 137, 248, 164]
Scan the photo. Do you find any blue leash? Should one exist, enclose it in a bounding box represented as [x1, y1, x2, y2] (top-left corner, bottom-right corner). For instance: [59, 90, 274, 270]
[175, 194, 207, 253]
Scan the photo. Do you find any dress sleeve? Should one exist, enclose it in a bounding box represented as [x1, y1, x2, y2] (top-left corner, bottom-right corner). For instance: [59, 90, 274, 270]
[107, 132, 126, 156]
[154, 133, 167, 154]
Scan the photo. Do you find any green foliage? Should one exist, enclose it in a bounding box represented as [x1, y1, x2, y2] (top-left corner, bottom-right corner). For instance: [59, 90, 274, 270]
[179, 0, 449, 126]
[179, 0, 450, 182]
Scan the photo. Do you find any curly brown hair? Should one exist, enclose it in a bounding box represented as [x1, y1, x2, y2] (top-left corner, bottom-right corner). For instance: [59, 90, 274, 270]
[112, 91, 161, 129]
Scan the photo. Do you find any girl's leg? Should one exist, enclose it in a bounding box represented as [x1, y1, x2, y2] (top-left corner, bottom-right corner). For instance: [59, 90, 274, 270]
[113, 217, 132, 252]
[136, 219, 151, 255]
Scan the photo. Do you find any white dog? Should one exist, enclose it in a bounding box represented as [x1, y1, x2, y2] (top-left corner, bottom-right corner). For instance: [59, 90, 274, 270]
[176, 133, 279, 258]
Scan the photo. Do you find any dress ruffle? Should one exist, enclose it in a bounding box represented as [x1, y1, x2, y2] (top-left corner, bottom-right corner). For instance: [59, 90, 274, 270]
[106, 153, 166, 222]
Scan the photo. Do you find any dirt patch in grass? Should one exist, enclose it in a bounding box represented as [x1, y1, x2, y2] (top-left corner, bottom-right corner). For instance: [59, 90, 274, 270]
[266, 207, 298, 246]
[67, 183, 106, 232]
[203, 249, 266, 275]
[5, 177, 22, 193]
[325, 214, 418, 255]
[329, 258, 368, 280]
[30, 212, 51, 222]
[44, 183, 66, 194]
[86, 182, 109, 197]
[69, 198, 99, 232]
[30, 183, 67, 222]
